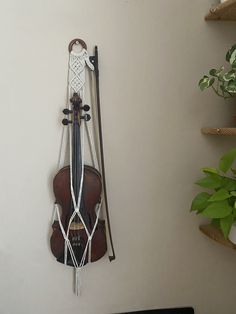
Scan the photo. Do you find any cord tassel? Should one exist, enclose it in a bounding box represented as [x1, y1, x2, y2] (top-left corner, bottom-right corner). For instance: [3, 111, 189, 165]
[74, 267, 81, 296]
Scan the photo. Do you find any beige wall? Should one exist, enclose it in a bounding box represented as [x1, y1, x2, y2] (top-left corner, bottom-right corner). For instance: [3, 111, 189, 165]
[0, 0, 236, 313]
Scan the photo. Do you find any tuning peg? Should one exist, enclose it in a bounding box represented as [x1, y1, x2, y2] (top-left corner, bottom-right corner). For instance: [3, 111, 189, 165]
[62, 118, 72, 125]
[81, 105, 90, 112]
[63, 109, 73, 115]
[81, 114, 91, 121]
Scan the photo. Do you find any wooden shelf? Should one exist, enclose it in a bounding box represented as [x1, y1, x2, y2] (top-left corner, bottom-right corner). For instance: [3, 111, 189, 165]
[199, 224, 236, 250]
[206, 0, 236, 21]
[201, 127, 236, 135]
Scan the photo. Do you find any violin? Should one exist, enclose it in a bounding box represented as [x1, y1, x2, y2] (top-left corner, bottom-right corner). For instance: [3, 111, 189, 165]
[50, 92, 107, 266]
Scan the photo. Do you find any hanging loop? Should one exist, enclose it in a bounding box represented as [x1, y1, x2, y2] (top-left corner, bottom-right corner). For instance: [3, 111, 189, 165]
[68, 38, 87, 52]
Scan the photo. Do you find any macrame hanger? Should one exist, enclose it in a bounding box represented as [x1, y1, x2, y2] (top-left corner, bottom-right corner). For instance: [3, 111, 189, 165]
[66, 39, 101, 295]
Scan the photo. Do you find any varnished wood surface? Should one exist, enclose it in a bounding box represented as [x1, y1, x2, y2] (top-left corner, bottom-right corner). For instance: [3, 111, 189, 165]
[205, 0, 236, 21]
[199, 224, 236, 250]
[201, 127, 236, 135]
[51, 165, 107, 265]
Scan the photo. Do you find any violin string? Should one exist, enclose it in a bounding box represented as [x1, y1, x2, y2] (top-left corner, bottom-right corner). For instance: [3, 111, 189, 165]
[76, 87, 85, 207]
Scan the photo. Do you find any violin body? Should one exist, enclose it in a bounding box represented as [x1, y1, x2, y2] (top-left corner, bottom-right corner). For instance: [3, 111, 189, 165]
[50, 165, 107, 266]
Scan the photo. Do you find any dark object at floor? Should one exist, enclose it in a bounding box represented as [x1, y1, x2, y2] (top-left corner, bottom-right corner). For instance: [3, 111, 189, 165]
[117, 307, 194, 314]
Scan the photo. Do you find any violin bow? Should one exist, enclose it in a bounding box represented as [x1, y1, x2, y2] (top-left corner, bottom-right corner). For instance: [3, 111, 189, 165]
[90, 47, 116, 261]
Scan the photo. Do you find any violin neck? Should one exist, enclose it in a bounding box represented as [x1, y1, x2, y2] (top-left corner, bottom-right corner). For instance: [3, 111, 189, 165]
[72, 102, 82, 202]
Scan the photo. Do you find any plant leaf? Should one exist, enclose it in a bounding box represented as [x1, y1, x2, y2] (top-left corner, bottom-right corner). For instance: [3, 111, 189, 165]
[230, 191, 236, 197]
[209, 77, 215, 87]
[220, 84, 227, 92]
[191, 192, 211, 212]
[223, 70, 236, 82]
[202, 201, 233, 218]
[209, 67, 224, 77]
[226, 44, 236, 64]
[195, 174, 223, 189]
[211, 218, 220, 227]
[199, 76, 212, 91]
[232, 59, 236, 69]
[222, 177, 236, 191]
[202, 167, 219, 175]
[208, 188, 231, 202]
[220, 214, 234, 238]
[225, 81, 236, 94]
[219, 148, 236, 173]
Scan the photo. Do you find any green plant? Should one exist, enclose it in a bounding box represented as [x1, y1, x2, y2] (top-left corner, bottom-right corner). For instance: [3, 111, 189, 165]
[191, 148, 236, 238]
[199, 44, 236, 99]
